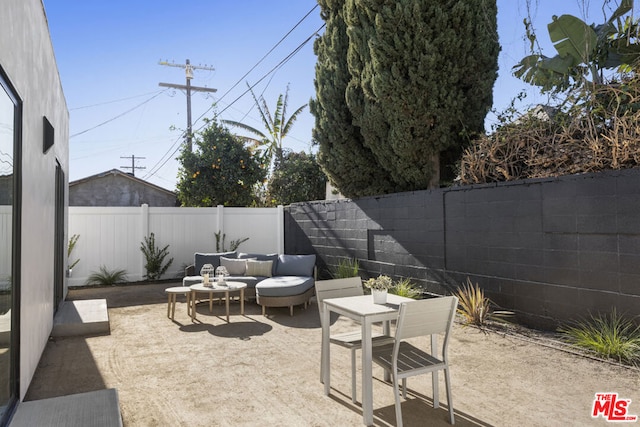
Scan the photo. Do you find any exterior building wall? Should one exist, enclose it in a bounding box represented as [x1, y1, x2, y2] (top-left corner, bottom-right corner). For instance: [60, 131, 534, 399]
[69, 171, 177, 207]
[285, 169, 640, 329]
[1, 0, 69, 400]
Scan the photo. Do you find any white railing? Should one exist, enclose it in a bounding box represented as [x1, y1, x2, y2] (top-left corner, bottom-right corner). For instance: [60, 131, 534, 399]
[68, 204, 284, 287]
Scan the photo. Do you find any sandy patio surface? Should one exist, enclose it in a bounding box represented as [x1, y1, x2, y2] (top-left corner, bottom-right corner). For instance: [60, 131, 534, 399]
[25, 283, 640, 427]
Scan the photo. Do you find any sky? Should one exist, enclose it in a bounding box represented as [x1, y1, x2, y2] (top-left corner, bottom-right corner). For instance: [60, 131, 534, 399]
[43, 0, 622, 191]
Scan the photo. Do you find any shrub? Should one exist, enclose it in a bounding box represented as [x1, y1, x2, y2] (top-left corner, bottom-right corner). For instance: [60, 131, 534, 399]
[454, 278, 493, 328]
[67, 234, 80, 271]
[214, 231, 248, 252]
[389, 278, 421, 299]
[558, 309, 640, 365]
[140, 232, 174, 281]
[85, 266, 127, 286]
[330, 258, 359, 279]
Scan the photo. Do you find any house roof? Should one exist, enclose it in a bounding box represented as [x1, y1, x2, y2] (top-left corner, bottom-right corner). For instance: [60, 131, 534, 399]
[69, 169, 176, 196]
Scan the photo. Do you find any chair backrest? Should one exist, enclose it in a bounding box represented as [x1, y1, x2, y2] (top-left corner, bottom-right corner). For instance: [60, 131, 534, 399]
[315, 277, 364, 322]
[395, 296, 458, 342]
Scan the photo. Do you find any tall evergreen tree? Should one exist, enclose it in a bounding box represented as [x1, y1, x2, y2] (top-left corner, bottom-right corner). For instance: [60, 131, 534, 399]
[312, 0, 499, 195]
[311, 0, 396, 198]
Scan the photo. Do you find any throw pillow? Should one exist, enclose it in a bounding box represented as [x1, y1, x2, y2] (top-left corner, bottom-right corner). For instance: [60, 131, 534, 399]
[238, 253, 279, 275]
[245, 260, 273, 277]
[220, 257, 249, 276]
[194, 251, 236, 275]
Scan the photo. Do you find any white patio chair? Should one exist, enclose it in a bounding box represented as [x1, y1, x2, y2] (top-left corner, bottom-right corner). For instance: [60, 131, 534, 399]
[316, 277, 393, 403]
[372, 296, 458, 426]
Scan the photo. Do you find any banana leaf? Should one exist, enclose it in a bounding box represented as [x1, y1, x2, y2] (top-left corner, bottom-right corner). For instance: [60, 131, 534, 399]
[548, 14, 597, 65]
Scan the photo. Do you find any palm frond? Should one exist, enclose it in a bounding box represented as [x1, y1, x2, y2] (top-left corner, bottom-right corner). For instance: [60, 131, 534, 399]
[282, 103, 308, 137]
[221, 120, 266, 139]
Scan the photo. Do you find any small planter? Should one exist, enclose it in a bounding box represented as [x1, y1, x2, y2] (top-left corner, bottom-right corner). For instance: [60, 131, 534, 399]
[372, 289, 388, 304]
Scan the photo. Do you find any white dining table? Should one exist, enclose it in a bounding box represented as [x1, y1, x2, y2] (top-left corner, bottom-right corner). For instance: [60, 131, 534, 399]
[321, 293, 412, 426]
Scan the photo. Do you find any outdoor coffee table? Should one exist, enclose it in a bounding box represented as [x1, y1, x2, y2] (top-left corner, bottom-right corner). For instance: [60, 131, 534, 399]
[189, 281, 246, 322]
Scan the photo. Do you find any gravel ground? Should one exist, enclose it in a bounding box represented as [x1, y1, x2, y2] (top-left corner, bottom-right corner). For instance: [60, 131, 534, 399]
[25, 283, 640, 427]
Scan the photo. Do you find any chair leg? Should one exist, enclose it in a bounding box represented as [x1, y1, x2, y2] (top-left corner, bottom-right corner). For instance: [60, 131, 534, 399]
[289, 305, 293, 316]
[262, 305, 266, 316]
[402, 378, 407, 399]
[432, 371, 440, 408]
[431, 334, 440, 408]
[320, 347, 325, 384]
[444, 368, 455, 425]
[350, 348, 357, 403]
[393, 373, 403, 427]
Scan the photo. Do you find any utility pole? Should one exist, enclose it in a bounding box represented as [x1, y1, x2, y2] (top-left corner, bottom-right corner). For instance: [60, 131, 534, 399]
[159, 59, 217, 151]
[120, 155, 146, 177]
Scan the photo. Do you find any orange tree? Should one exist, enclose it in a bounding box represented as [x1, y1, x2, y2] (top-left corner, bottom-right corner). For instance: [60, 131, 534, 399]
[176, 118, 266, 206]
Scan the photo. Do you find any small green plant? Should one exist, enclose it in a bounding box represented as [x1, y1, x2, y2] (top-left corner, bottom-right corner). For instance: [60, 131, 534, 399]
[558, 309, 640, 365]
[214, 231, 249, 252]
[140, 232, 174, 281]
[330, 257, 359, 279]
[363, 275, 394, 291]
[455, 278, 492, 328]
[85, 265, 127, 286]
[67, 234, 80, 271]
[390, 278, 421, 299]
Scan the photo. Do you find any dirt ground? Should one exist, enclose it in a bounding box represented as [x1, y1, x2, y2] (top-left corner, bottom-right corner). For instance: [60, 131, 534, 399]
[25, 283, 640, 427]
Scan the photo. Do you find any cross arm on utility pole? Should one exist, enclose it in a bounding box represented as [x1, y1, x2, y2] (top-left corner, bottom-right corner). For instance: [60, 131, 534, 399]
[120, 155, 146, 177]
[158, 83, 217, 93]
[159, 59, 217, 151]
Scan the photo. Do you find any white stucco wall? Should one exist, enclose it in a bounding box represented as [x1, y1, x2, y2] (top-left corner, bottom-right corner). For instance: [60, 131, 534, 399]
[0, 0, 69, 399]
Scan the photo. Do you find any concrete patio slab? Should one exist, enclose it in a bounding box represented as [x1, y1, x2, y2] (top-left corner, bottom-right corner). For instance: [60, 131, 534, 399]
[10, 388, 122, 427]
[51, 299, 109, 337]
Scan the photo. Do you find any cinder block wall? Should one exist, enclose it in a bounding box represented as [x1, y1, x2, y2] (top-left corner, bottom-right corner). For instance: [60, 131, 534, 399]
[284, 168, 640, 329]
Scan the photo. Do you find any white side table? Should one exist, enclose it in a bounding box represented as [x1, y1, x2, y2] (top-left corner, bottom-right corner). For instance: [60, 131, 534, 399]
[165, 286, 193, 320]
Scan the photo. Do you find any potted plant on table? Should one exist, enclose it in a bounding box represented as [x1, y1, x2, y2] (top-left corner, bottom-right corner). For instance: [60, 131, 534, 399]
[364, 275, 394, 304]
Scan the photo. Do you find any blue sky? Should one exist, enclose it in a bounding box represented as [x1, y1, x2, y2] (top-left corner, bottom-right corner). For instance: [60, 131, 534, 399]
[44, 0, 618, 191]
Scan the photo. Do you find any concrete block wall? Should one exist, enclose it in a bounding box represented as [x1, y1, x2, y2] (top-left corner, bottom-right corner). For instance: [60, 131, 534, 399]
[284, 168, 640, 329]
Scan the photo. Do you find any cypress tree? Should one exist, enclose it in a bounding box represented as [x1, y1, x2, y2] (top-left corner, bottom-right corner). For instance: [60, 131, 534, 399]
[310, 0, 396, 198]
[311, 0, 499, 195]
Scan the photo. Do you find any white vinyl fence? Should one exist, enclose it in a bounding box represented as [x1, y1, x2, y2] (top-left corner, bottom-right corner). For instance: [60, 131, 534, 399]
[68, 204, 284, 287]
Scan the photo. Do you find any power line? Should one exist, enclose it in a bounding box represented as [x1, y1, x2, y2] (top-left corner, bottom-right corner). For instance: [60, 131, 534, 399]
[143, 11, 324, 180]
[194, 22, 325, 132]
[141, 133, 183, 179]
[215, 4, 319, 105]
[70, 90, 167, 138]
[70, 90, 165, 111]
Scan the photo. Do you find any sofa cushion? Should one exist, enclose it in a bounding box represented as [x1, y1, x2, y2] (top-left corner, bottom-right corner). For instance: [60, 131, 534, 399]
[275, 254, 316, 277]
[245, 260, 273, 277]
[238, 253, 278, 276]
[182, 276, 204, 287]
[220, 257, 251, 276]
[194, 251, 236, 275]
[225, 275, 266, 289]
[256, 276, 315, 297]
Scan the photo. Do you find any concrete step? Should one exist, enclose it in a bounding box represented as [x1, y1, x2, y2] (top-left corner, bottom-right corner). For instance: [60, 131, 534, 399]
[52, 299, 110, 337]
[10, 388, 122, 427]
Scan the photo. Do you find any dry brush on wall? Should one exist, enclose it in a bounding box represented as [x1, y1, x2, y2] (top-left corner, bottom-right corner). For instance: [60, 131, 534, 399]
[460, 78, 640, 184]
